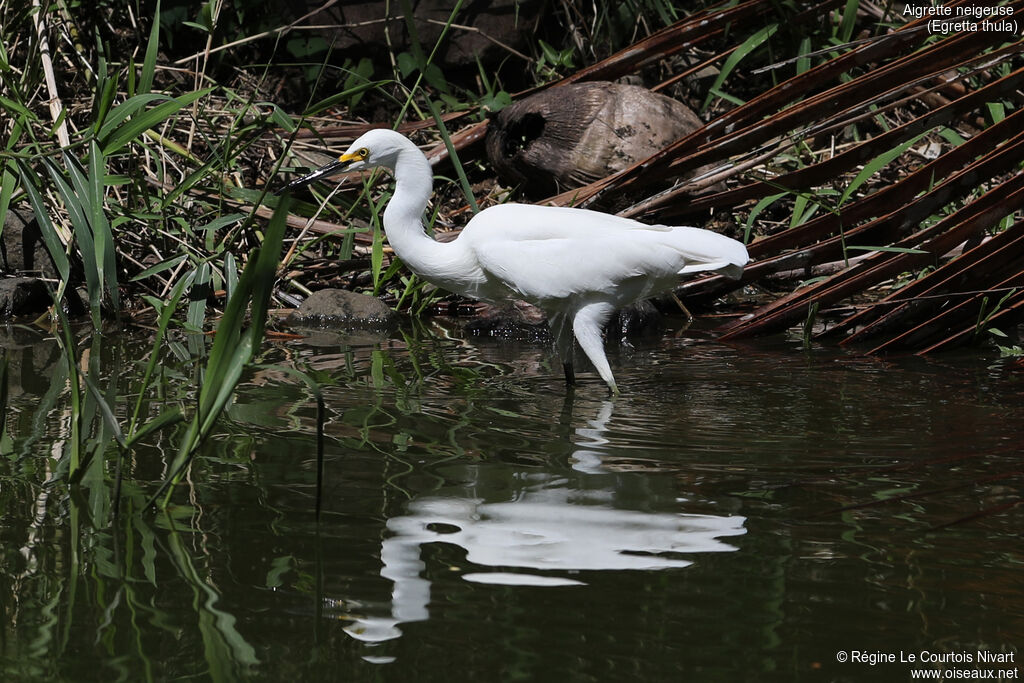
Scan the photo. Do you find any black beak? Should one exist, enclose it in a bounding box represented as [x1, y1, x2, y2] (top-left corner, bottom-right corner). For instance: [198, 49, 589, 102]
[275, 158, 349, 196]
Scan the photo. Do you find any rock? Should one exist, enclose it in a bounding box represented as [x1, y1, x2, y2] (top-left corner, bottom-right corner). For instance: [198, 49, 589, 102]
[0, 277, 50, 319]
[1, 208, 61, 279]
[609, 300, 665, 344]
[485, 82, 708, 198]
[286, 289, 398, 328]
[465, 300, 550, 341]
[465, 299, 664, 344]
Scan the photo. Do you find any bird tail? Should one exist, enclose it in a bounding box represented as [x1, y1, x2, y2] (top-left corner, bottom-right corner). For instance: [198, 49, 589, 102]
[715, 263, 745, 280]
[666, 227, 749, 280]
[678, 261, 745, 279]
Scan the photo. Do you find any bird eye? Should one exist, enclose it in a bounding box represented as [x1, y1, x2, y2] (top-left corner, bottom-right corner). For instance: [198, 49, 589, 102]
[358, 147, 369, 158]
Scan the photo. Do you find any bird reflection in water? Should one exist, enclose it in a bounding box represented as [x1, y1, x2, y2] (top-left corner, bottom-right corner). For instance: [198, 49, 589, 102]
[335, 400, 746, 645]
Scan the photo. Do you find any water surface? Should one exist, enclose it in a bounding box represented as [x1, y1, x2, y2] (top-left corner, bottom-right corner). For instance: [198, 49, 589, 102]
[1, 321, 1021, 681]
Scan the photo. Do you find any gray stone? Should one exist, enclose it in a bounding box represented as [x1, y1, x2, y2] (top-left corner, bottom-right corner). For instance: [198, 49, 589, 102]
[0, 277, 51, 319]
[465, 299, 664, 344]
[2, 208, 60, 278]
[465, 301, 549, 341]
[286, 289, 398, 328]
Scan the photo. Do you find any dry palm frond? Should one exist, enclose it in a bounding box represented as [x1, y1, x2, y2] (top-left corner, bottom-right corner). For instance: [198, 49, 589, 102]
[491, 0, 1024, 354]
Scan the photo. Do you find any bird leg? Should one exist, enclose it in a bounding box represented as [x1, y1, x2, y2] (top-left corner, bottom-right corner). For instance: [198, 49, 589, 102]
[563, 361, 576, 386]
[549, 313, 578, 388]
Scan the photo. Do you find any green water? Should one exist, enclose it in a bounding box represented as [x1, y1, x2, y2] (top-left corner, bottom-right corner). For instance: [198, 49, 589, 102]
[1, 321, 1021, 681]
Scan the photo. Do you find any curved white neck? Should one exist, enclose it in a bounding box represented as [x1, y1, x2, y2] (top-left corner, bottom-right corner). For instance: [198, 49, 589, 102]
[382, 146, 443, 269]
[380, 144, 481, 295]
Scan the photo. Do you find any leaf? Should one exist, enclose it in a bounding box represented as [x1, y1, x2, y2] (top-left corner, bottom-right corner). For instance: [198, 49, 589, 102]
[268, 103, 296, 132]
[938, 127, 966, 147]
[266, 556, 294, 589]
[305, 81, 390, 116]
[0, 95, 37, 119]
[96, 93, 172, 140]
[139, 0, 161, 94]
[838, 131, 929, 206]
[19, 161, 71, 283]
[128, 274, 193, 436]
[130, 253, 188, 281]
[224, 252, 238, 301]
[744, 191, 786, 241]
[100, 87, 214, 155]
[88, 140, 119, 313]
[80, 371, 127, 448]
[396, 52, 418, 78]
[91, 60, 119, 134]
[837, 0, 859, 43]
[987, 101, 1005, 124]
[703, 24, 778, 112]
[196, 212, 246, 234]
[125, 407, 185, 448]
[187, 262, 212, 331]
[796, 36, 812, 75]
[0, 118, 27, 239]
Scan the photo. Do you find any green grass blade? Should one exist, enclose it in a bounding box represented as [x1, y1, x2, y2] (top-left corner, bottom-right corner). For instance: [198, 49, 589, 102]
[130, 253, 189, 282]
[91, 56, 120, 136]
[187, 262, 212, 331]
[744, 191, 786, 243]
[223, 252, 238, 300]
[0, 117, 27, 239]
[151, 199, 291, 507]
[129, 273, 194, 435]
[89, 140, 119, 314]
[197, 337, 253, 436]
[839, 131, 929, 206]
[194, 265, 250, 416]
[158, 155, 231, 210]
[49, 155, 102, 326]
[987, 102, 1006, 124]
[18, 160, 72, 284]
[703, 24, 778, 113]
[938, 126, 966, 147]
[100, 87, 214, 155]
[426, 97, 478, 214]
[96, 93, 171, 140]
[837, 0, 859, 43]
[371, 206, 385, 293]
[0, 96, 36, 119]
[124, 407, 185, 449]
[139, 0, 161, 94]
[80, 371, 127, 449]
[52, 292, 82, 475]
[796, 36, 812, 75]
[245, 193, 290, 344]
[304, 81, 391, 116]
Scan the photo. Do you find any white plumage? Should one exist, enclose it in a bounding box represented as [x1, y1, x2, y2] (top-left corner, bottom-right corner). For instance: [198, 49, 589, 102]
[284, 128, 749, 392]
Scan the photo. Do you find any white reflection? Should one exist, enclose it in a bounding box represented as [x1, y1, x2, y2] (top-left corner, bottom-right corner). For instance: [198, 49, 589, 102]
[341, 400, 746, 643]
[570, 400, 614, 473]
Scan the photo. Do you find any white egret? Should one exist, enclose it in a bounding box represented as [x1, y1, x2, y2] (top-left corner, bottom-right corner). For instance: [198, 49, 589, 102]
[282, 128, 748, 393]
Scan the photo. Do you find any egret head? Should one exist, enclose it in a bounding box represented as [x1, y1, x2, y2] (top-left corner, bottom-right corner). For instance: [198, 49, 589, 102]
[278, 128, 405, 194]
